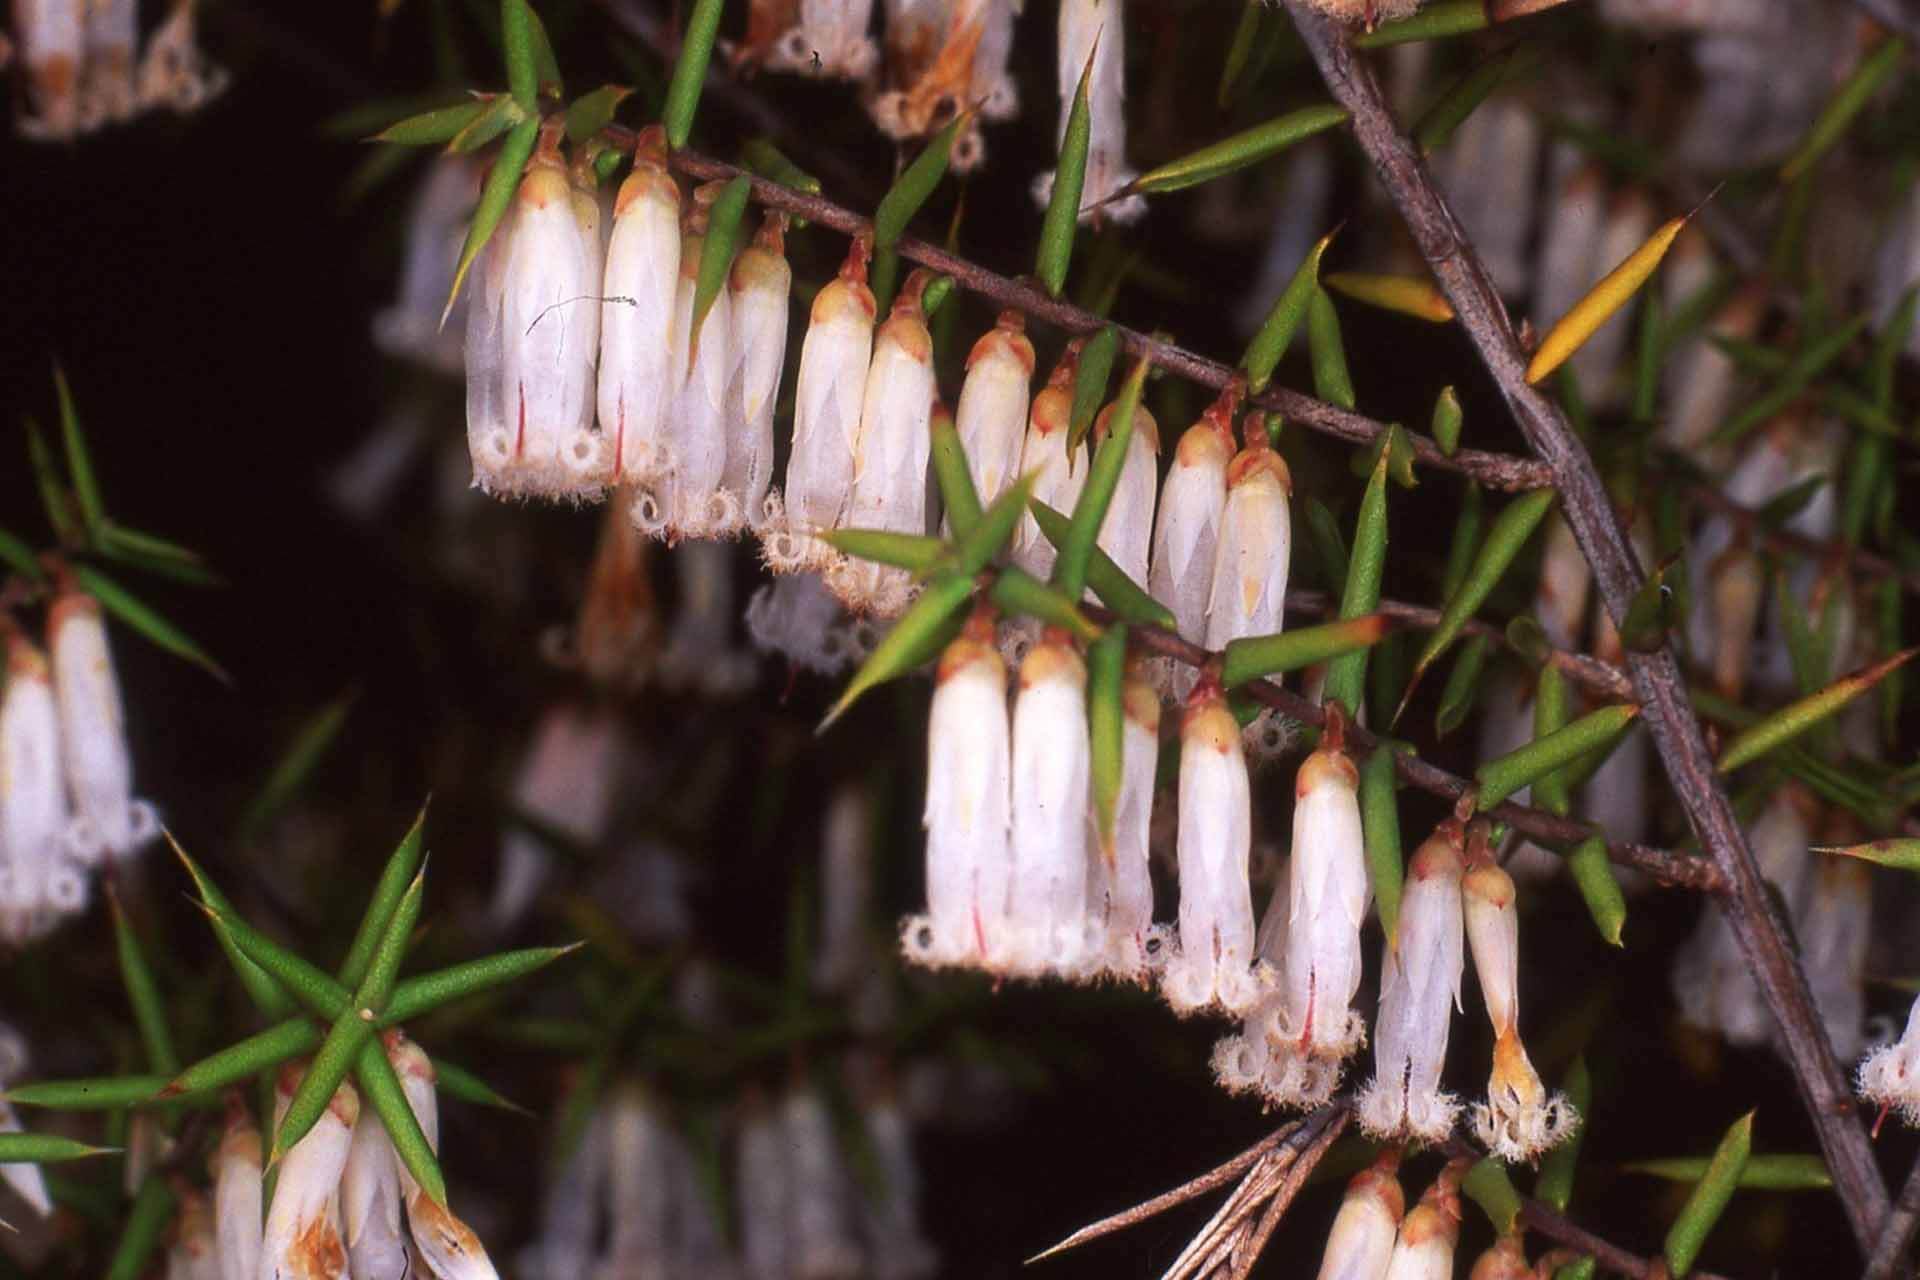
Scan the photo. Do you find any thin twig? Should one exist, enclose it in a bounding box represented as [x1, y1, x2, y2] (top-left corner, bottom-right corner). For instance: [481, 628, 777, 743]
[1865, 1153, 1920, 1280]
[1095, 604, 1725, 894]
[1284, 5, 1889, 1249]
[1225, 1108, 1350, 1280]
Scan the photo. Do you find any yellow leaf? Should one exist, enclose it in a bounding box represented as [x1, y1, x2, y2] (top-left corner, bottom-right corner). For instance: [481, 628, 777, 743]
[1526, 214, 1687, 385]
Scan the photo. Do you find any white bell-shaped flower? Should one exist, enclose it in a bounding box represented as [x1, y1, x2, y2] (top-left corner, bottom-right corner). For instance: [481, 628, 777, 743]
[1274, 710, 1369, 1062]
[167, 1186, 217, 1280]
[50, 591, 156, 865]
[467, 136, 602, 500]
[342, 1101, 410, 1280]
[261, 1066, 357, 1280]
[78, 0, 136, 127]
[0, 633, 86, 945]
[1434, 98, 1539, 298]
[596, 125, 683, 488]
[1034, 0, 1145, 224]
[738, 1096, 790, 1280]
[814, 783, 875, 993]
[765, 0, 880, 80]
[1860, 998, 1920, 1129]
[1204, 431, 1293, 655]
[601, 1083, 671, 1276]
[854, 1090, 937, 1280]
[1314, 1149, 1404, 1280]
[13, 0, 81, 139]
[375, 156, 480, 373]
[1009, 345, 1086, 582]
[1358, 819, 1466, 1145]
[1089, 395, 1159, 592]
[768, 236, 877, 573]
[1004, 631, 1097, 980]
[1161, 679, 1263, 1016]
[1664, 283, 1764, 464]
[725, 212, 794, 532]
[745, 573, 866, 676]
[952, 310, 1035, 518]
[386, 1034, 499, 1280]
[785, 1087, 865, 1280]
[1796, 839, 1871, 1064]
[1089, 659, 1161, 983]
[830, 270, 937, 617]
[1149, 381, 1239, 650]
[1381, 1161, 1465, 1280]
[1464, 840, 1577, 1163]
[904, 611, 1013, 973]
[213, 1101, 262, 1280]
[492, 704, 626, 931]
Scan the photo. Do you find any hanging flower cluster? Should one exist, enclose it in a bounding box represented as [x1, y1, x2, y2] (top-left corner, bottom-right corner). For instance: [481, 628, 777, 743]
[1, 589, 158, 946]
[7, 0, 225, 140]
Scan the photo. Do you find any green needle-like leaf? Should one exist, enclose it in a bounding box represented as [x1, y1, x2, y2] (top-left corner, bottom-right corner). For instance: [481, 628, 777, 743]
[1038, 45, 1095, 296]
[164, 1021, 320, 1099]
[1307, 286, 1355, 410]
[1221, 615, 1394, 689]
[372, 98, 489, 145]
[689, 175, 751, 366]
[0, 1133, 119, 1163]
[1568, 834, 1627, 946]
[930, 414, 983, 534]
[1325, 452, 1390, 720]
[1354, 0, 1489, 47]
[1476, 704, 1639, 811]
[191, 894, 352, 1021]
[956, 473, 1036, 575]
[355, 1039, 447, 1206]
[1431, 385, 1463, 456]
[444, 115, 538, 325]
[106, 1177, 175, 1280]
[110, 893, 178, 1076]
[0, 526, 44, 582]
[821, 529, 946, 573]
[170, 838, 296, 1018]
[71, 564, 225, 680]
[242, 695, 357, 842]
[1055, 354, 1150, 601]
[1415, 44, 1533, 152]
[447, 93, 525, 154]
[5, 1075, 171, 1110]
[1463, 1158, 1523, 1236]
[876, 112, 967, 253]
[52, 366, 104, 539]
[1716, 648, 1916, 773]
[1400, 488, 1555, 720]
[1625, 1153, 1830, 1192]
[1067, 326, 1119, 452]
[1780, 37, 1906, 181]
[566, 84, 632, 143]
[500, 0, 539, 110]
[25, 419, 77, 545]
[1088, 625, 1127, 854]
[1529, 665, 1572, 817]
[663, 0, 726, 147]
[1029, 501, 1173, 629]
[1709, 316, 1865, 447]
[1434, 633, 1490, 739]
[335, 804, 429, 989]
[1818, 839, 1920, 873]
[1128, 104, 1348, 196]
[988, 568, 1098, 642]
[1664, 1111, 1753, 1278]
[1533, 1056, 1591, 1212]
[1217, 0, 1264, 108]
[1243, 228, 1335, 394]
[820, 573, 978, 732]
[384, 944, 584, 1023]
[1361, 743, 1406, 946]
[430, 1056, 529, 1114]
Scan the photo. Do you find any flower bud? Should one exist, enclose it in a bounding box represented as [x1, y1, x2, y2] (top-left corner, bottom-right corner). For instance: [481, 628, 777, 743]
[765, 0, 879, 80]
[785, 1087, 865, 1280]
[0, 633, 79, 944]
[1010, 347, 1086, 582]
[952, 311, 1034, 517]
[1150, 385, 1237, 653]
[1314, 1149, 1404, 1280]
[1381, 1161, 1464, 1280]
[725, 213, 794, 532]
[134, 0, 227, 115]
[1465, 847, 1577, 1162]
[1005, 632, 1096, 980]
[1359, 820, 1465, 1145]
[1467, 1233, 1530, 1280]
[50, 592, 156, 865]
[832, 270, 936, 617]
[1204, 438, 1292, 655]
[905, 614, 1013, 972]
[597, 127, 683, 487]
[1091, 660, 1162, 982]
[770, 237, 877, 572]
[261, 1066, 357, 1280]
[1089, 397, 1160, 592]
[1276, 717, 1368, 1062]
[1161, 681, 1262, 1016]
[213, 1102, 261, 1280]
[14, 0, 81, 139]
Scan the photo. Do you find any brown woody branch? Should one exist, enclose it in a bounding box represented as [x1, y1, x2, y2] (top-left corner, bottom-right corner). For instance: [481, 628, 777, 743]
[1282, 5, 1890, 1250]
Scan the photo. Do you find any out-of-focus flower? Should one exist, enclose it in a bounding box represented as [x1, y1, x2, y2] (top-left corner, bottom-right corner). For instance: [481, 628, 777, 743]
[78, 0, 135, 128]
[135, 0, 226, 115]
[904, 610, 1013, 974]
[951, 310, 1034, 520]
[1435, 98, 1540, 299]
[745, 573, 870, 676]
[765, 0, 880, 80]
[815, 782, 877, 993]
[1033, 0, 1145, 224]
[1313, 1148, 1403, 1280]
[767, 236, 877, 574]
[725, 212, 794, 533]
[376, 156, 480, 373]
[869, 0, 1018, 171]
[212, 1100, 261, 1280]
[785, 1086, 865, 1280]
[658, 541, 759, 696]
[1, 631, 88, 945]
[1796, 821, 1871, 1064]
[166, 1183, 216, 1280]
[737, 1095, 789, 1280]
[1685, 420, 1798, 700]
[597, 126, 683, 490]
[854, 1085, 938, 1280]
[1464, 830, 1578, 1162]
[829, 269, 936, 617]
[1161, 678, 1263, 1016]
[13, 0, 82, 139]
[1359, 819, 1465, 1145]
[492, 705, 628, 931]
[49, 590, 157, 865]
[1204, 423, 1292, 656]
